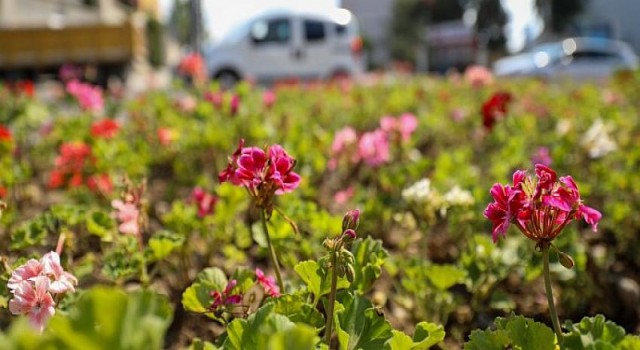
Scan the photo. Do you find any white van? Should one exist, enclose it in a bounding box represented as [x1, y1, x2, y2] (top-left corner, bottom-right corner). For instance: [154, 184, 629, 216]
[203, 7, 364, 87]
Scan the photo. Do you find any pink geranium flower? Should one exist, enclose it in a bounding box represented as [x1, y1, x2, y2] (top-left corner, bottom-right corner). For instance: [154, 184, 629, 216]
[190, 187, 218, 218]
[464, 65, 494, 87]
[263, 90, 276, 109]
[255, 268, 280, 297]
[210, 280, 242, 311]
[7, 252, 77, 332]
[111, 199, 140, 236]
[485, 164, 601, 244]
[532, 147, 552, 167]
[40, 252, 78, 294]
[380, 113, 418, 142]
[358, 129, 390, 167]
[220, 140, 301, 210]
[9, 276, 56, 332]
[66, 80, 104, 113]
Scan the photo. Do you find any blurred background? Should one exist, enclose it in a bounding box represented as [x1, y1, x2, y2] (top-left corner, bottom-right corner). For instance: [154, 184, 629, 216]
[0, 0, 638, 90]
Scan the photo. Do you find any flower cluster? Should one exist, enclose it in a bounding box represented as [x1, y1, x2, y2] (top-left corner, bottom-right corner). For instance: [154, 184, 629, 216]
[329, 113, 418, 169]
[190, 186, 218, 218]
[209, 280, 242, 312]
[581, 119, 617, 159]
[66, 80, 104, 113]
[49, 142, 92, 188]
[157, 127, 179, 146]
[255, 268, 280, 297]
[178, 52, 207, 85]
[402, 178, 474, 220]
[531, 147, 552, 167]
[0, 124, 12, 143]
[8, 252, 78, 331]
[484, 164, 602, 244]
[91, 119, 120, 139]
[481, 92, 512, 131]
[219, 140, 301, 212]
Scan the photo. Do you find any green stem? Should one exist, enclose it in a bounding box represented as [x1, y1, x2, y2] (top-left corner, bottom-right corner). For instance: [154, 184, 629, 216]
[325, 250, 339, 346]
[542, 243, 564, 347]
[261, 210, 285, 292]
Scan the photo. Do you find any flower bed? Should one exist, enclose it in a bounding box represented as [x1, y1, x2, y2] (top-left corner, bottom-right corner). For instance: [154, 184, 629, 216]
[0, 70, 640, 349]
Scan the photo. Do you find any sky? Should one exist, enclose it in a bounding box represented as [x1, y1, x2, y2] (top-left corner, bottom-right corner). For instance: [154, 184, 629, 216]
[160, 0, 542, 53]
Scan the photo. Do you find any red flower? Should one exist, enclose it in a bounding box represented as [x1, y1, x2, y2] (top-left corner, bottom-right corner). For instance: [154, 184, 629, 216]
[0, 186, 6, 198]
[0, 125, 12, 143]
[91, 119, 120, 139]
[87, 174, 113, 194]
[49, 142, 92, 189]
[209, 280, 242, 311]
[482, 92, 512, 130]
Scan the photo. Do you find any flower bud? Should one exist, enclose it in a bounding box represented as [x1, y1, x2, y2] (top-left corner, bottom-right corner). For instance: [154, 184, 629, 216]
[342, 209, 360, 232]
[343, 229, 357, 240]
[558, 251, 575, 269]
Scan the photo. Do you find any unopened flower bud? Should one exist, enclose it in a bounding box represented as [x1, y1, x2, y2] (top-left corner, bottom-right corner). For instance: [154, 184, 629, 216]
[343, 229, 357, 240]
[342, 209, 360, 231]
[558, 251, 575, 269]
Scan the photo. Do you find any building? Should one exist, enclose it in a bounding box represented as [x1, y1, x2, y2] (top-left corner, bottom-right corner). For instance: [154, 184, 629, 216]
[577, 0, 640, 54]
[341, 0, 395, 68]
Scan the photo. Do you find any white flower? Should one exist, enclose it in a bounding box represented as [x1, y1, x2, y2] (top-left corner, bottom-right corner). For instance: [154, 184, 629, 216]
[444, 186, 474, 206]
[581, 119, 617, 159]
[402, 178, 433, 203]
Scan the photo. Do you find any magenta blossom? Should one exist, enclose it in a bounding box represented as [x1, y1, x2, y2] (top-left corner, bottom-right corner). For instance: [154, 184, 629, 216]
[484, 164, 601, 244]
[219, 140, 301, 210]
[210, 280, 242, 311]
[263, 90, 277, 109]
[190, 187, 218, 218]
[255, 268, 280, 297]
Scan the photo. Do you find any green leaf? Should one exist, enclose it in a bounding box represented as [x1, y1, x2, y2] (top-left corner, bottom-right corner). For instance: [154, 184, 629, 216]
[294, 260, 349, 303]
[224, 304, 296, 350]
[86, 210, 115, 241]
[267, 324, 320, 350]
[385, 322, 445, 350]
[335, 292, 393, 350]
[563, 314, 627, 349]
[424, 264, 466, 290]
[351, 237, 389, 293]
[619, 335, 640, 350]
[464, 315, 554, 350]
[47, 287, 173, 350]
[268, 294, 325, 329]
[412, 322, 446, 349]
[182, 267, 228, 316]
[189, 338, 219, 350]
[148, 230, 185, 260]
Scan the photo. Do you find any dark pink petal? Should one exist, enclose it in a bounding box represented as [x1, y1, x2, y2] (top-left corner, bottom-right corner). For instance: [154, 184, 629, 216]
[578, 205, 602, 231]
[512, 170, 527, 187]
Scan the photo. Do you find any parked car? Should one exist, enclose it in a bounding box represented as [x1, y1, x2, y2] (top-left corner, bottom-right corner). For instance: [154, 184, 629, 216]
[493, 37, 639, 80]
[203, 7, 364, 87]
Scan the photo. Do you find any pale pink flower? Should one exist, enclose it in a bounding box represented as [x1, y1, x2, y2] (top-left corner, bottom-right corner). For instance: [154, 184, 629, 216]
[334, 187, 355, 204]
[358, 129, 390, 167]
[7, 259, 43, 290]
[331, 127, 358, 154]
[9, 276, 56, 332]
[263, 90, 276, 109]
[111, 199, 140, 236]
[380, 114, 418, 142]
[464, 65, 494, 87]
[40, 252, 78, 294]
[255, 268, 280, 297]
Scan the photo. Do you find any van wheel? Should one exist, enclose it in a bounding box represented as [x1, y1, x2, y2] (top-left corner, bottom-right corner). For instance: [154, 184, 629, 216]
[214, 70, 240, 89]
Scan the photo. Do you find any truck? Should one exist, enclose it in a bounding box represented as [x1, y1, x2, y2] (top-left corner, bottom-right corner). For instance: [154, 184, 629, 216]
[0, 0, 151, 84]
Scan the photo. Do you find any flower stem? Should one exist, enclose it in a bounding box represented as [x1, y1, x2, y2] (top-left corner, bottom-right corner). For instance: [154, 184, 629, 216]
[542, 243, 564, 347]
[261, 209, 284, 292]
[325, 249, 339, 346]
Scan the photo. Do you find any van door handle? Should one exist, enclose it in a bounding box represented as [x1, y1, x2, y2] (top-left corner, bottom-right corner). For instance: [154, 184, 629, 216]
[292, 49, 304, 60]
